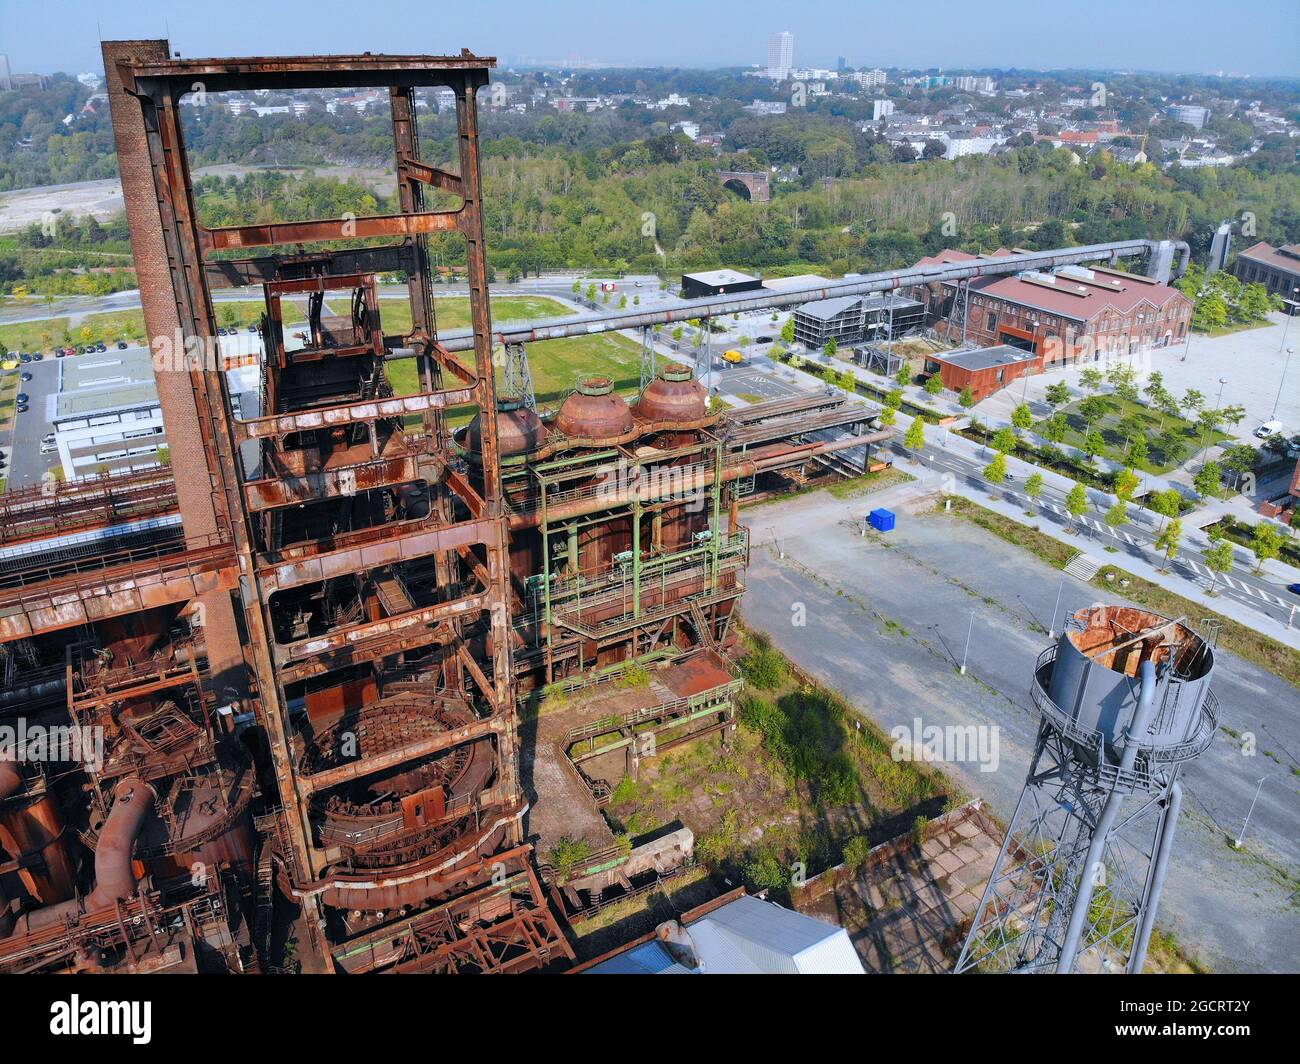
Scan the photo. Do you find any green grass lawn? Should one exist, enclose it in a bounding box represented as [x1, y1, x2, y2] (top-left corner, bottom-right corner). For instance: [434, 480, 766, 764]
[0, 295, 572, 357]
[387, 330, 644, 427]
[1037, 395, 1227, 474]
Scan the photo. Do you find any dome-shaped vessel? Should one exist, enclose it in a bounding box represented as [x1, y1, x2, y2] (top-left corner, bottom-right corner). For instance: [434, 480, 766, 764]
[637, 363, 707, 423]
[556, 378, 633, 439]
[465, 398, 548, 456]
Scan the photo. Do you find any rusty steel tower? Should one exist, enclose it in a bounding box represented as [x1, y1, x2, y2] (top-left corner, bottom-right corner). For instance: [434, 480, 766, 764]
[955, 606, 1218, 974]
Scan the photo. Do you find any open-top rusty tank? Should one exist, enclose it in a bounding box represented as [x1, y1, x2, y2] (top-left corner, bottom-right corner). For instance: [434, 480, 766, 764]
[1035, 605, 1217, 771]
[556, 378, 633, 440]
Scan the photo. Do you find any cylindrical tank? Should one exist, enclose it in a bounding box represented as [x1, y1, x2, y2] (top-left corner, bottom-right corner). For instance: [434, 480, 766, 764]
[556, 378, 633, 439]
[465, 398, 547, 457]
[1041, 605, 1213, 764]
[637, 364, 707, 423]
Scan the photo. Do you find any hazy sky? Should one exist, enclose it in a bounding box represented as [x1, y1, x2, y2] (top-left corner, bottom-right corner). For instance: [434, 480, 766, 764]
[2, 0, 1297, 78]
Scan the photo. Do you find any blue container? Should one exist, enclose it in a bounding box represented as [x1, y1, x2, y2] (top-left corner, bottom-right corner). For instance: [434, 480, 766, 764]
[868, 508, 896, 532]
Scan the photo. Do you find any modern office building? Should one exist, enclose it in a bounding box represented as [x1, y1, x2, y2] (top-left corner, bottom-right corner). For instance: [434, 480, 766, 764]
[766, 32, 794, 79]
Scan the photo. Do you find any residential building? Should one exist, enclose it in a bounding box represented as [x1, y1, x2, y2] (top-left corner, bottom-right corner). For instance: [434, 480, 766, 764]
[872, 99, 895, 122]
[852, 68, 887, 88]
[747, 100, 787, 115]
[767, 31, 794, 79]
[1233, 241, 1300, 310]
[1169, 104, 1210, 129]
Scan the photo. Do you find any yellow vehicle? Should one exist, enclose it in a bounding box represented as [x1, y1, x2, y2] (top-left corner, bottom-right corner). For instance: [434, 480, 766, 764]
[0, 360, 19, 372]
[722, 349, 745, 365]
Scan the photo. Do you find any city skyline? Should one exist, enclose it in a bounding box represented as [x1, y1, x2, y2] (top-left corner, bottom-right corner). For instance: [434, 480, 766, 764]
[1, 0, 1297, 79]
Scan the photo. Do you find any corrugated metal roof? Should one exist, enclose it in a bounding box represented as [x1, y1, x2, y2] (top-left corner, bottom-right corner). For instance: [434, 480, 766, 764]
[796, 295, 862, 320]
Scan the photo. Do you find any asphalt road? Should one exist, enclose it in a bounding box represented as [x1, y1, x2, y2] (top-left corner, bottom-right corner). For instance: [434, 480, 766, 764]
[908, 435, 1300, 628]
[739, 486, 1300, 973]
[4, 356, 61, 489]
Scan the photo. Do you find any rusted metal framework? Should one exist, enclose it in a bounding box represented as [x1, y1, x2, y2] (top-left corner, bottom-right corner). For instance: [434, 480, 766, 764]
[0, 42, 900, 975]
[0, 41, 574, 975]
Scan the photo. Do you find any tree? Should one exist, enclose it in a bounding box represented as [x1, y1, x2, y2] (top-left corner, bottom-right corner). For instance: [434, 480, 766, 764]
[924, 373, 944, 396]
[958, 386, 975, 408]
[1113, 467, 1140, 502]
[1181, 388, 1204, 417]
[780, 319, 795, 343]
[1155, 518, 1182, 571]
[1079, 367, 1103, 393]
[1042, 413, 1068, 444]
[879, 406, 897, 426]
[1104, 501, 1129, 532]
[1157, 429, 1188, 467]
[1024, 471, 1044, 511]
[904, 415, 926, 450]
[1149, 488, 1183, 528]
[824, 336, 839, 358]
[1079, 395, 1107, 430]
[1045, 382, 1072, 408]
[1250, 523, 1283, 573]
[984, 452, 1008, 484]
[1011, 403, 1033, 435]
[1065, 482, 1089, 528]
[1193, 461, 1223, 498]
[1127, 433, 1149, 469]
[894, 362, 911, 387]
[992, 427, 1017, 454]
[1082, 429, 1106, 460]
[571, 278, 582, 294]
[1204, 540, 1235, 595]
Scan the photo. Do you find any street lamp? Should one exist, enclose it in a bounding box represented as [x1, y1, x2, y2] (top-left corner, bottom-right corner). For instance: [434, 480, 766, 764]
[1198, 375, 1228, 464]
[1272, 346, 1293, 419]
[1279, 287, 1299, 354]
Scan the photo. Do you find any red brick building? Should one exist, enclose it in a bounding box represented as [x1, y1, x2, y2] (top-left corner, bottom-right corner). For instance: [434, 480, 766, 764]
[912, 250, 1193, 371]
[923, 344, 1038, 402]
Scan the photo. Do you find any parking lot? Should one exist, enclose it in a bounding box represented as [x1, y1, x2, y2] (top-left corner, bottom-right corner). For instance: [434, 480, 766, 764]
[3, 354, 62, 489]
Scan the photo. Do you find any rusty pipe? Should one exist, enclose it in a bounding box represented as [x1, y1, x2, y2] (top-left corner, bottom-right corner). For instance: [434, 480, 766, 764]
[0, 760, 20, 937]
[85, 777, 156, 910]
[508, 429, 891, 529]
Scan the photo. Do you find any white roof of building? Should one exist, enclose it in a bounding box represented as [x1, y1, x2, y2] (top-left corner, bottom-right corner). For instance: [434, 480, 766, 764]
[683, 269, 759, 287]
[583, 894, 864, 975]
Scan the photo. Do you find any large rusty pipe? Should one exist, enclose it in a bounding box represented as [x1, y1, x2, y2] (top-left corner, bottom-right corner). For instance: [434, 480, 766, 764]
[0, 761, 20, 937]
[85, 778, 156, 910]
[508, 429, 890, 529]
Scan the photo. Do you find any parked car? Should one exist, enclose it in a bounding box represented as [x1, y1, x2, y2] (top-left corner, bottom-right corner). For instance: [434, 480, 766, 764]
[16, 393, 29, 404]
[95, 343, 106, 352]
[32, 352, 43, 361]
[1287, 582, 1300, 597]
[117, 340, 128, 349]
[19, 353, 32, 363]
[40, 441, 57, 455]
[41, 432, 56, 445]
[15, 404, 28, 414]
[20, 372, 32, 382]
[1255, 420, 1283, 439]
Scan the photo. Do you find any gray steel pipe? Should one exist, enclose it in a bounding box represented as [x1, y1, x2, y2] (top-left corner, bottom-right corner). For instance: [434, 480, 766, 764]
[1127, 779, 1183, 974]
[1055, 659, 1158, 973]
[393, 239, 1189, 357]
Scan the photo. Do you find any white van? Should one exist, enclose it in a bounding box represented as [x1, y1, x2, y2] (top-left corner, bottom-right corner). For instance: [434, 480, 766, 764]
[1254, 420, 1283, 439]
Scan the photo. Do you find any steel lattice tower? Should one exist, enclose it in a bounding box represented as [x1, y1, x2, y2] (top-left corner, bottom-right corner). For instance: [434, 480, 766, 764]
[955, 606, 1218, 975]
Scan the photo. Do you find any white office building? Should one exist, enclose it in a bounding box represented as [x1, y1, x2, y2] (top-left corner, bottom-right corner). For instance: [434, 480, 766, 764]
[767, 32, 794, 79]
